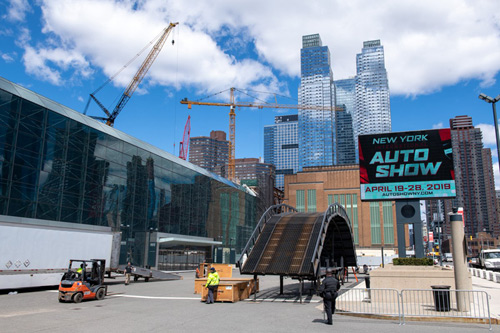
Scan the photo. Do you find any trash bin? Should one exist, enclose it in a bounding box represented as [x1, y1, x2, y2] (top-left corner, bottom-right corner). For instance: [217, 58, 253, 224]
[431, 285, 451, 311]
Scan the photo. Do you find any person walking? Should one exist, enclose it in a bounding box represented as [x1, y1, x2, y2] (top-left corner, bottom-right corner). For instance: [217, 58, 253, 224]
[318, 267, 341, 325]
[204, 267, 220, 304]
[124, 262, 133, 285]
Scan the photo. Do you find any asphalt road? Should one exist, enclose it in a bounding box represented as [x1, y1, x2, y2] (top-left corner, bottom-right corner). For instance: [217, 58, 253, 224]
[0, 270, 494, 333]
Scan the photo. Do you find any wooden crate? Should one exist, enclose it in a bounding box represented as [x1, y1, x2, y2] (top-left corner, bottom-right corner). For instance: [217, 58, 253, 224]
[194, 277, 259, 295]
[200, 280, 256, 303]
[197, 263, 233, 278]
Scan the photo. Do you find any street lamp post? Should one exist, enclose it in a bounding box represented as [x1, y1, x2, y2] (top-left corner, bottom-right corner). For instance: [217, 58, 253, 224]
[479, 93, 500, 175]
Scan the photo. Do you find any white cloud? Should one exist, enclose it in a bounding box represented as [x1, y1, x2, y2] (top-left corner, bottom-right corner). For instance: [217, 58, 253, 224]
[494, 162, 500, 190]
[19, 0, 500, 98]
[22, 45, 92, 86]
[4, 0, 31, 22]
[477, 123, 498, 147]
[432, 122, 444, 129]
[1, 53, 15, 63]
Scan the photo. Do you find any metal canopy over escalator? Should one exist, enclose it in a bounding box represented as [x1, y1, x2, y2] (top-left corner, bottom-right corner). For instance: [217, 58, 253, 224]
[238, 204, 357, 280]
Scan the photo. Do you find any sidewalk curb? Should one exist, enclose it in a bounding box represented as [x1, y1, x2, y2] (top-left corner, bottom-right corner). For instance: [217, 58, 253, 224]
[337, 311, 499, 325]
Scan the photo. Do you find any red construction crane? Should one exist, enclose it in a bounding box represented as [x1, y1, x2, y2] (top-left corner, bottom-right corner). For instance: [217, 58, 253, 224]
[179, 115, 191, 160]
[89, 22, 178, 127]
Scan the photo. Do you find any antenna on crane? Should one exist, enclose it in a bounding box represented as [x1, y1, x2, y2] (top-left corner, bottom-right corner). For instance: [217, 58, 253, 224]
[86, 22, 178, 127]
[179, 115, 191, 160]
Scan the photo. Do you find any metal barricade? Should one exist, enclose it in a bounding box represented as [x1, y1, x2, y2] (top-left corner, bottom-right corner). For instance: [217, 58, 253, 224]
[335, 288, 401, 324]
[401, 289, 491, 330]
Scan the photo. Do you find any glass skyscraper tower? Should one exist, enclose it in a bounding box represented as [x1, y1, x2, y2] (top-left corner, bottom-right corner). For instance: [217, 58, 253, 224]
[355, 40, 391, 143]
[334, 78, 357, 164]
[264, 115, 299, 191]
[298, 34, 335, 169]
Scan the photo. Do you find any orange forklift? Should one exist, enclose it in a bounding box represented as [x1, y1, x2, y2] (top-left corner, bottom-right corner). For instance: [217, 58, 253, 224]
[58, 259, 107, 303]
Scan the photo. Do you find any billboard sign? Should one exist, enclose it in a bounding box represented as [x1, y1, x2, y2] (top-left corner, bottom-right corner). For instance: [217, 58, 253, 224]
[359, 129, 456, 200]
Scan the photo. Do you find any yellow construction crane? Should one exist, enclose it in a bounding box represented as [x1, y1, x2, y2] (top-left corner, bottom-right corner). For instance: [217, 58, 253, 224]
[89, 22, 178, 127]
[181, 87, 343, 182]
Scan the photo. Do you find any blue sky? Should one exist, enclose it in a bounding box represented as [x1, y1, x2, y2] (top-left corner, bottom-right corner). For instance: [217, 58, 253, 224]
[1, 0, 500, 186]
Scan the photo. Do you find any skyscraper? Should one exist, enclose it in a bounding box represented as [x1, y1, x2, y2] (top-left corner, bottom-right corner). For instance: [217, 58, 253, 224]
[335, 107, 356, 165]
[335, 78, 357, 163]
[264, 115, 299, 191]
[298, 34, 335, 169]
[355, 40, 391, 147]
[335, 78, 356, 115]
[449, 115, 499, 238]
[189, 130, 229, 177]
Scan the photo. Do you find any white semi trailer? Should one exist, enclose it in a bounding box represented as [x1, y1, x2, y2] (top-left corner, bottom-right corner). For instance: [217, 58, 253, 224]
[0, 217, 120, 290]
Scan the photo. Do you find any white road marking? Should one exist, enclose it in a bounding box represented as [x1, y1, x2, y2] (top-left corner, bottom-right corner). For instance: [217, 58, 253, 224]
[0, 309, 56, 318]
[110, 294, 200, 300]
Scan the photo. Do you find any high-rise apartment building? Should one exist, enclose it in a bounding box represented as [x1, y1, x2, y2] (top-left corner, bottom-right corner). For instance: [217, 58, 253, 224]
[449, 115, 499, 238]
[298, 34, 335, 169]
[235, 158, 275, 209]
[264, 115, 299, 191]
[355, 40, 391, 148]
[189, 130, 229, 177]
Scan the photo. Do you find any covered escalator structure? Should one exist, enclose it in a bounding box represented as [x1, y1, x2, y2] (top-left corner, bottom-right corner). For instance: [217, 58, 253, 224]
[238, 204, 357, 283]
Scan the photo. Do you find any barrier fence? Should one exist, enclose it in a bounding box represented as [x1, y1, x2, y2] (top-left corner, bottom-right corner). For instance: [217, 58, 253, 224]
[336, 288, 401, 321]
[335, 287, 492, 330]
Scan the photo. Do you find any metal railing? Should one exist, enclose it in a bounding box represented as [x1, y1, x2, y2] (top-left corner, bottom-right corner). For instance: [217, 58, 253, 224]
[401, 289, 491, 329]
[237, 204, 297, 272]
[336, 288, 401, 322]
[311, 203, 354, 276]
[335, 287, 492, 329]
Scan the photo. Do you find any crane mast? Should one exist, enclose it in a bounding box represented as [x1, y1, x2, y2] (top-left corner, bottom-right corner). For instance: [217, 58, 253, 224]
[92, 22, 178, 127]
[181, 88, 342, 182]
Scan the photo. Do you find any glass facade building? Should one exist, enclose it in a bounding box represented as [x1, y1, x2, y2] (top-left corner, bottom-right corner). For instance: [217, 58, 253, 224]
[355, 40, 391, 141]
[298, 34, 335, 169]
[334, 78, 357, 162]
[0, 77, 261, 269]
[335, 108, 356, 165]
[263, 115, 299, 191]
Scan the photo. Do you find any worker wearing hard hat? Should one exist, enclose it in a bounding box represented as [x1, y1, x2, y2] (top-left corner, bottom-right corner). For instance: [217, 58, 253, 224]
[204, 267, 220, 304]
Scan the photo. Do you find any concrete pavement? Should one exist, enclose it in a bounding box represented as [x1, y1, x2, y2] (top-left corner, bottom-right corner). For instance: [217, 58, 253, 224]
[0, 269, 496, 332]
[472, 275, 500, 320]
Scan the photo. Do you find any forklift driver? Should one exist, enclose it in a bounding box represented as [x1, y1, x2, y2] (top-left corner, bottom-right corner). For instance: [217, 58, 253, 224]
[76, 264, 84, 276]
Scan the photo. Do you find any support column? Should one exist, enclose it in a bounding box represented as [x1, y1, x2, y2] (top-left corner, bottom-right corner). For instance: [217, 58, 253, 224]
[397, 223, 406, 258]
[450, 211, 471, 311]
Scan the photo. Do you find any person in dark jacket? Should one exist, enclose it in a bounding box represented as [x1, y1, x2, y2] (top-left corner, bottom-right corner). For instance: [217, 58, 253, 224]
[124, 262, 133, 285]
[318, 267, 341, 325]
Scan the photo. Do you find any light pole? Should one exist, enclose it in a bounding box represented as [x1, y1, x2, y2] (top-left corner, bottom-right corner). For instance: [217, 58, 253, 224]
[479, 93, 500, 175]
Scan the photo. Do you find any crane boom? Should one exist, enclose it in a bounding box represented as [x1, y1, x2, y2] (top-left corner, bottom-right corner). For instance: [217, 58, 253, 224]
[93, 22, 178, 127]
[180, 87, 343, 182]
[179, 115, 191, 160]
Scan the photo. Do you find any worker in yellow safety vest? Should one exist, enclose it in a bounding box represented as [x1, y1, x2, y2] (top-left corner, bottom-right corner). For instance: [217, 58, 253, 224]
[76, 264, 84, 277]
[204, 267, 220, 304]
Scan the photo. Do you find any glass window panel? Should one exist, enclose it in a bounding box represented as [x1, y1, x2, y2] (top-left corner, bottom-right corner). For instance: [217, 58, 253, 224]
[382, 201, 394, 244]
[7, 198, 34, 217]
[60, 207, 79, 223]
[61, 193, 81, 209]
[36, 202, 59, 220]
[296, 190, 305, 212]
[370, 202, 381, 244]
[307, 189, 316, 212]
[15, 131, 43, 153]
[10, 181, 37, 201]
[352, 194, 359, 245]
